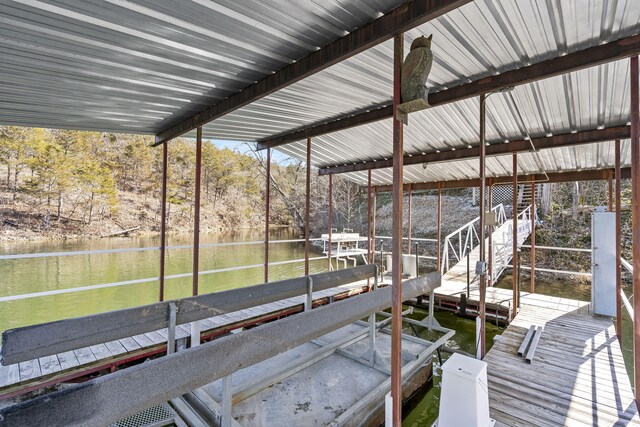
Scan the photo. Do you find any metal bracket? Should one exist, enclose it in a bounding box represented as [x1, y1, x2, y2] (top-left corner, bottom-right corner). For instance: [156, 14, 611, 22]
[396, 97, 430, 125]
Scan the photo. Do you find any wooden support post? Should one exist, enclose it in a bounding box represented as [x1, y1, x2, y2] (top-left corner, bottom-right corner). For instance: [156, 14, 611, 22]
[512, 153, 518, 319]
[437, 184, 442, 271]
[159, 142, 168, 302]
[265, 149, 271, 283]
[478, 93, 487, 358]
[488, 179, 493, 286]
[391, 32, 404, 426]
[630, 55, 640, 409]
[615, 139, 622, 343]
[305, 138, 311, 276]
[407, 184, 412, 254]
[328, 174, 333, 271]
[530, 180, 536, 294]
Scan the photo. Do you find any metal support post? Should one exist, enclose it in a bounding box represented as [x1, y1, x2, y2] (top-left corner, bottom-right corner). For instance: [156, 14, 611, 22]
[630, 55, 640, 408]
[390, 32, 404, 426]
[478, 93, 487, 358]
[368, 170, 373, 287]
[488, 179, 493, 286]
[264, 148, 271, 283]
[159, 142, 168, 302]
[167, 302, 176, 355]
[531, 180, 536, 293]
[512, 152, 519, 319]
[305, 277, 313, 311]
[191, 126, 203, 347]
[305, 138, 311, 275]
[221, 374, 233, 427]
[437, 183, 442, 270]
[615, 139, 622, 343]
[328, 174, 333, 271]
[608, 170, 614, 212]
[408, 184, 412, 254]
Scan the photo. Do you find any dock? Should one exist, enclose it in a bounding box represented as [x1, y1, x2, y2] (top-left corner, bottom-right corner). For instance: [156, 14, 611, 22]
[0, 280, 372, 399]
[486, 304, 640, 426]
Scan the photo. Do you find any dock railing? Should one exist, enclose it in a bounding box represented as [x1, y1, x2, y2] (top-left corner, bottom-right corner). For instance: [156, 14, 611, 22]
[440, 203, 507, 273]
[0, 271, 452, 427]
[0, 238, 329, 303]
[621, 258, 634, 318]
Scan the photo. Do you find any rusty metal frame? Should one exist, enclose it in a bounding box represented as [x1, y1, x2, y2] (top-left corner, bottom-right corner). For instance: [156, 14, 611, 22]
[159, 142, 168, 302]
[615, 139, 622, 343]
[266, 36, 640, 152]
[630, 55, 640, 408]
[264, 148, 271, 283]
[391, 32, 404, 426]
[155, 0, 470, 146]
[0, 275, 439, 427]
[320, 126, 630, 176]
[512, 153, 519, 320]
[305, 138, 312, 275]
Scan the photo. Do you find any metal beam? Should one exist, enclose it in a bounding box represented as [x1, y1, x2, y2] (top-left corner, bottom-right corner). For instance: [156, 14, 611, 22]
[154, 0, 470, 146]
[328, 174, 333, 271]
[320, 125, 630, 175]
[193, 127, 203, 297]
[0, 274, 440, 427]
[260, 35, 640, 151]
[1, 265, 375, 365]
[391, 32, 404, 426]
[373, 167, 632, 193]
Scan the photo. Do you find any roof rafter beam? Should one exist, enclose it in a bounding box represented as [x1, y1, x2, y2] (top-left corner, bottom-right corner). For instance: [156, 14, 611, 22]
[258, 34, 640, 150]
[153, 0, 472, 146]
[373, 167, 632, 192]
[319, 125, 630, 175]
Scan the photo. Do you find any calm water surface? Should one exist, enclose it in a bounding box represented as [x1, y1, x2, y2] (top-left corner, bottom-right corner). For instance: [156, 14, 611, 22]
[1, 234, 623, 426]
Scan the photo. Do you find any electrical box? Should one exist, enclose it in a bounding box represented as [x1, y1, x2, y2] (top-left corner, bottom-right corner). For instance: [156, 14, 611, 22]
[475, 260, 487, 275]
[435, 353, 495, 427]
[485, 211, 497, 226]
[592, 208, 616, 316]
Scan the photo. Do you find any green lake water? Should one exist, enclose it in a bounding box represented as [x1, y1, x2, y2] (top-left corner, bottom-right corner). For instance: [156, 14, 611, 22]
[0, 232, 627, 426]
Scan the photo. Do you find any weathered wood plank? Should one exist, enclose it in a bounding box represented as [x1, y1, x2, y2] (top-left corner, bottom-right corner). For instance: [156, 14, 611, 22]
[18, 359, 41, 381]
[89, 344, 112, 360]
[57, 351, 79, 370]
[0, 363, 20, 387]
[104, 340, 127, 356]
[38, 355, 61, 376]
[73, 347, 96, 365]
[517, 325, 535, 356]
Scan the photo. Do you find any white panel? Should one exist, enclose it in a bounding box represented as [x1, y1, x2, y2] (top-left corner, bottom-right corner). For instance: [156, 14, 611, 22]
[591, 210, 616, 317]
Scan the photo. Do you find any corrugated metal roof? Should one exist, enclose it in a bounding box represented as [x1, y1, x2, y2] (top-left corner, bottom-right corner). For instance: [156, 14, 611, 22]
[0, 0, 404, 132]
[1, 0, 638, 186]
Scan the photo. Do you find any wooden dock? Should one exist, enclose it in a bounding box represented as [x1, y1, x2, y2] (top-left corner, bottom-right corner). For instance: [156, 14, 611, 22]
[0, 280, 371, 399]
[486, 304, 640, 426]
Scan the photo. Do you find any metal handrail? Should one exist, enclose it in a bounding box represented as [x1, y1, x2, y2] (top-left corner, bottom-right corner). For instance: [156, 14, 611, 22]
[440, 204, 506, 273]
[0, 238, 325, 260]
[0, 255, 329, 303]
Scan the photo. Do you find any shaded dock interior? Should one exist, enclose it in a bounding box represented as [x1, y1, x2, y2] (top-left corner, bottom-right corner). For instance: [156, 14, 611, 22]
[1, 0, 640, 426]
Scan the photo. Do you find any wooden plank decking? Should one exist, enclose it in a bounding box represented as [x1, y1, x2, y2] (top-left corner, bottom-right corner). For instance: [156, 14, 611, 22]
[485, 304, 640, 426]
[0, 280, 372, 398]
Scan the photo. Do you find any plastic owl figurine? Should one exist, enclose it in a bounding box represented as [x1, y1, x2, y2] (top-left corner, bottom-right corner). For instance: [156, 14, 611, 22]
[401, 35, 433, 103]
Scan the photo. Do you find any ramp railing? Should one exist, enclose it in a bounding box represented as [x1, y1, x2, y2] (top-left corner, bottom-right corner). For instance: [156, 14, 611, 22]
[440, 203, 506, 273]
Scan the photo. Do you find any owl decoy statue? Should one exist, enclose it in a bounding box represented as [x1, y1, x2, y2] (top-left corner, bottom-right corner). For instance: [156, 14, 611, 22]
[401, 35, 433, 103]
